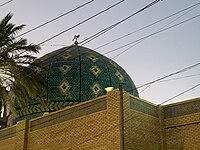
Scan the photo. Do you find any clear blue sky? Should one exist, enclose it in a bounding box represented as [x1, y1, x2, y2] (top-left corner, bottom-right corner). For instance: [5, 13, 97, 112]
[1, 0, 199, 104]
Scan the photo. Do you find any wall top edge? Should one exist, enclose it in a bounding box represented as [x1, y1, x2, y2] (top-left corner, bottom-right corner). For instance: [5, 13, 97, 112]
[0, 124, 16, 132]
[162, 97, 200, 108]
[129, 95, 157, 106]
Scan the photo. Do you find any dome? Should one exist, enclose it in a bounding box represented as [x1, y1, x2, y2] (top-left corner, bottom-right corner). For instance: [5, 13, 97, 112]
[16, 45, 138, 121]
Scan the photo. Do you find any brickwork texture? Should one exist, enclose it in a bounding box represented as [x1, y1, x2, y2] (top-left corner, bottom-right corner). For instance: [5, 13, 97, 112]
[0, 91, 199, 150]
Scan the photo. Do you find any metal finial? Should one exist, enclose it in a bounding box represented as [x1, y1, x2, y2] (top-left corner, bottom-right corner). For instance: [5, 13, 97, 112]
[72, 35, 80, 45]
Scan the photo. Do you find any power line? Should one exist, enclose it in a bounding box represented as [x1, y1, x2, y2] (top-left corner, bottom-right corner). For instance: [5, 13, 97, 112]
[0, 0, 13, 8]
[103, 13, 200, 56]
[124, 62, 200, 94]
[111, 3, 199, 59]
[160, 83, 200, 105]
[16, 0, 94, 38]
[3, 10, 200, 89]
[38, 0, 125, 45]
[1, 0, 198, 73]
[93, 1, 200, 51]
[79, 0, 162, 45]
[16, 0, 124, 56]
[1, 0, 161, 86]
[36, 0, 162, 47]
[40, 1, 200, 48]
[37, 0, 161, 60]
[159, 73, 200, 83]
[15, 0, 161, 59]
[139, 73, 200, 94]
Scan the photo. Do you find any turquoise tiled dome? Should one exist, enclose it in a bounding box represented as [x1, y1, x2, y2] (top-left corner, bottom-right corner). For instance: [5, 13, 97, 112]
[16, 45, 138, 120]
[40, 45, 139, 101]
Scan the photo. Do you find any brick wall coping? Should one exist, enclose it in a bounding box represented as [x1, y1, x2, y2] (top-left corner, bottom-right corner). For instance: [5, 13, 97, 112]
[162, 97, 200, 108]
[129, 95, 157, 106]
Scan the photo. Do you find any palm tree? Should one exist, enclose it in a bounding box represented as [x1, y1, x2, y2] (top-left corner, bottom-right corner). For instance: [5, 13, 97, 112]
[0, 13, 46, 125]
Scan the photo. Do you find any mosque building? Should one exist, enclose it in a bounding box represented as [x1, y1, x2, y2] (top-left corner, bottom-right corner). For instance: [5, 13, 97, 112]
[0, 43, 199, 150]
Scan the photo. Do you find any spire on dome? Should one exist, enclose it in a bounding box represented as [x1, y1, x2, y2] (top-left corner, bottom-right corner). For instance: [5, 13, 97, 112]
[72, 35, 80, 45]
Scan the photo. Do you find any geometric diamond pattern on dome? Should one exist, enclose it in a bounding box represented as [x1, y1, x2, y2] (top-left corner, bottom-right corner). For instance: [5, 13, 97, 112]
[62, 53, 72, 60]
[90, 65, 101, 77]
[109, 60, 117, 68]
[59, 65, 71, 74]
[90, 81, 102, 97]
[115, 70, 124, 82]
[58, 78, 71, 96]
[87, 54, 98, 62]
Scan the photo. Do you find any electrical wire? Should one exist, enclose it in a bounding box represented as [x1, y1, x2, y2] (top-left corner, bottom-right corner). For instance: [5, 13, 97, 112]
[159, 73, 200, 83]
[16, 0, 94, 38]
[159, 83, 200, 105]
[111, 3, 200, 59]
[124, 62, 200, 95]
[9, 0, 160, 66]
[34, 0, 162, 47]
[1, 11, 200, 93]
[79, 0, 162, 46]
[38, 0, 125, 45]
[0, 0, 13, 8]
[2, 20, 200, 89]
[103, 13, 200, 56]
[93, 1, 200, 51]
[15, 0, 124, 57]
[39, 1, 200, 48]
[139, 73, 200, 94]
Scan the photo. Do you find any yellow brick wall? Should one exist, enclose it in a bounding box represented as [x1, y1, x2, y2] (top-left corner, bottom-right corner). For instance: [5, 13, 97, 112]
[0, 89, 122, 150]
[123, 94, 161, 150]
[0, 125, 16, 150]
[164, 98, 200, 150]
[0, 90, 199, 150]
[164, 113, 200, 150]
[27, 90, 121, 150]
[27, 111, 109, 150]
[0, 137, 16, 150]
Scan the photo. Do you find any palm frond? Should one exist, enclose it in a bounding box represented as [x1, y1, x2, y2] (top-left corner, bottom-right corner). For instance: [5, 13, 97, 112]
[0, 13, 47, 121]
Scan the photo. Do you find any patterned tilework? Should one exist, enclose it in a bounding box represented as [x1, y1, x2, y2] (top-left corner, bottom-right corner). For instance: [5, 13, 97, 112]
[30, 98, 107, 131]
[90, 81, 102, 97]
[164, 99, 200, 119]
[115, 70, 124, 83]
[16, 102, 79, 117]
[58, 78, 71, 96]
[90, 65, 101, 77]
[39, 45, 138, 101]
[59, 65, 71, 74]
[16, 45, 139, 121]
[129, 97, 158, 117]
